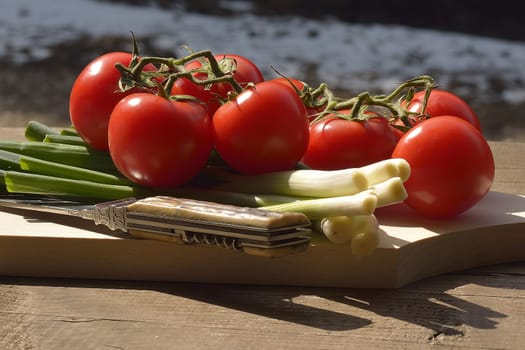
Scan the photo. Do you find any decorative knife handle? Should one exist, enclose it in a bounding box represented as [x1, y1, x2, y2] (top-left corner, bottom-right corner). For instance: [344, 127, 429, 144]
[125, 196, 310, 230]
[91, 196, 311, 257]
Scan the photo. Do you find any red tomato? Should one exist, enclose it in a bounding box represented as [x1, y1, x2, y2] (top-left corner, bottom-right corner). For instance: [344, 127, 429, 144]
[404, 89, 481, 131]
[170, 77, 222, 117]
[108, 93, 213, 187]
[389, 122, 407, 141]
[69, 52, 156, 150]
[392, 115, 494, 219]
[212, 81, 309, 174]
[272, 77, 326, 119]
[185, 53, 264, 100]
[302, 112, 399, 170]
[272, 77, 307, 91]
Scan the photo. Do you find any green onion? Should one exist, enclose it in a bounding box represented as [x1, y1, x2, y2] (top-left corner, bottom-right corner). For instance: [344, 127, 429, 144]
[0, 169, 6, 186]
[252, 193, 305, 206]
[316, 214, 376, 243]
[357, 158, 411, 184]
[18, 153, 131, 186]
[208, 167, 369, 198]
[368, 176, 408, 207]
[312, 214, 380, 256]
[0, 140, 117, 173]
[4, 171, 146, 200]
[24, 121, 60, 142]
[0, 150, 22, 171]
[250, 175, 408, 209]
[60, 127, 80, 137]
[260, 190, 377, 220]
[43, 134, 88, 146]
[206, 158, 410, 198]
[350, 220, 380, 257]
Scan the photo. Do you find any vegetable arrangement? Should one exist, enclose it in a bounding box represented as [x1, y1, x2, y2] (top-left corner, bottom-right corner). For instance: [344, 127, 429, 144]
[0, 35, 496, 257]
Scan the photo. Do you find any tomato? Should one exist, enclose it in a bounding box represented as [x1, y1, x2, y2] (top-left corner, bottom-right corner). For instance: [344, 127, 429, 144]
[170, 77, 222, 117]
[69, 52, 156, 150]
[302, 112, 399, 170]
[108, 93, 213, 187]
[183, 53, 264, 98]
[171, 54, 264, 118]
[272, 77, 326, 120]
[389, 122, 407, 141]
[212, 81, 309, 174]
[404, 89, 481, 131]
[392, 116, 494, 219]
[272, 77, 307, 91]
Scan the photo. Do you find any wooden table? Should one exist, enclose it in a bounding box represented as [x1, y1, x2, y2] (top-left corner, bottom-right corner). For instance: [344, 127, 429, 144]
[1, 128, 524, 349]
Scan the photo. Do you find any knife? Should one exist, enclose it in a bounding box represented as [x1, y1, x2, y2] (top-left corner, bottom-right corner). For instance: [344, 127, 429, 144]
[0, 194, 311, 257]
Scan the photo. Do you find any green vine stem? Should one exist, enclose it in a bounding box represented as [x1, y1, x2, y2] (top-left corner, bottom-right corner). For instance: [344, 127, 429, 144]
[115, 37, 244, 99]
[306, 75, 435, 127]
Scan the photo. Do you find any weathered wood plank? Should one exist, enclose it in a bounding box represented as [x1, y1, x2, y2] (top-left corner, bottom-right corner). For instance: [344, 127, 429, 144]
[1, 269, 524, 349]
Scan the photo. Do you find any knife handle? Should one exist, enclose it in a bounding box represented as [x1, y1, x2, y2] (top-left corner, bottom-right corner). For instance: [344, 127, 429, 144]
[92, 196, 311, 258]
[126, 228, 309, 258]
[126, 196, 310, 230]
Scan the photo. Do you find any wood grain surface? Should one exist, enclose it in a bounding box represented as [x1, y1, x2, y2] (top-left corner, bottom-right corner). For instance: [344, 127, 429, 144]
[1, 127, 524, 349]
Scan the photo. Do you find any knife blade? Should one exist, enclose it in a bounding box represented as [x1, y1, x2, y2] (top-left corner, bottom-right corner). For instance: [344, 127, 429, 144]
[0, 194, 311, 257]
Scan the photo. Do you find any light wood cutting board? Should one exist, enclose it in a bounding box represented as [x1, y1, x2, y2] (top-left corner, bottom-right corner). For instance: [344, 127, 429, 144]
[0, 190, 523, 288]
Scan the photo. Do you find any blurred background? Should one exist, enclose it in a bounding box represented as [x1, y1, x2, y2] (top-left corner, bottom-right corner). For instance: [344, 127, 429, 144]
[1, 0, 524, 140]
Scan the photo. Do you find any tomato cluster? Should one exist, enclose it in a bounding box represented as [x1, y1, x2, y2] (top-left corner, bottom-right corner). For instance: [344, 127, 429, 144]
[301, 87, 494, 219]
[69, 49, 310, 187]
[68, 45, 494, 219]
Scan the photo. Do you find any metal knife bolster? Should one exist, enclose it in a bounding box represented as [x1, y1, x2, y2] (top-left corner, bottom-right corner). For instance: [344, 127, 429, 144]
[89, 198, 137, 231]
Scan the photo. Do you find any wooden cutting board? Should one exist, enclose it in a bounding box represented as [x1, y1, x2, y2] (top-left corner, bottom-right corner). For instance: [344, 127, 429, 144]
[0, 190, 523, 288]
